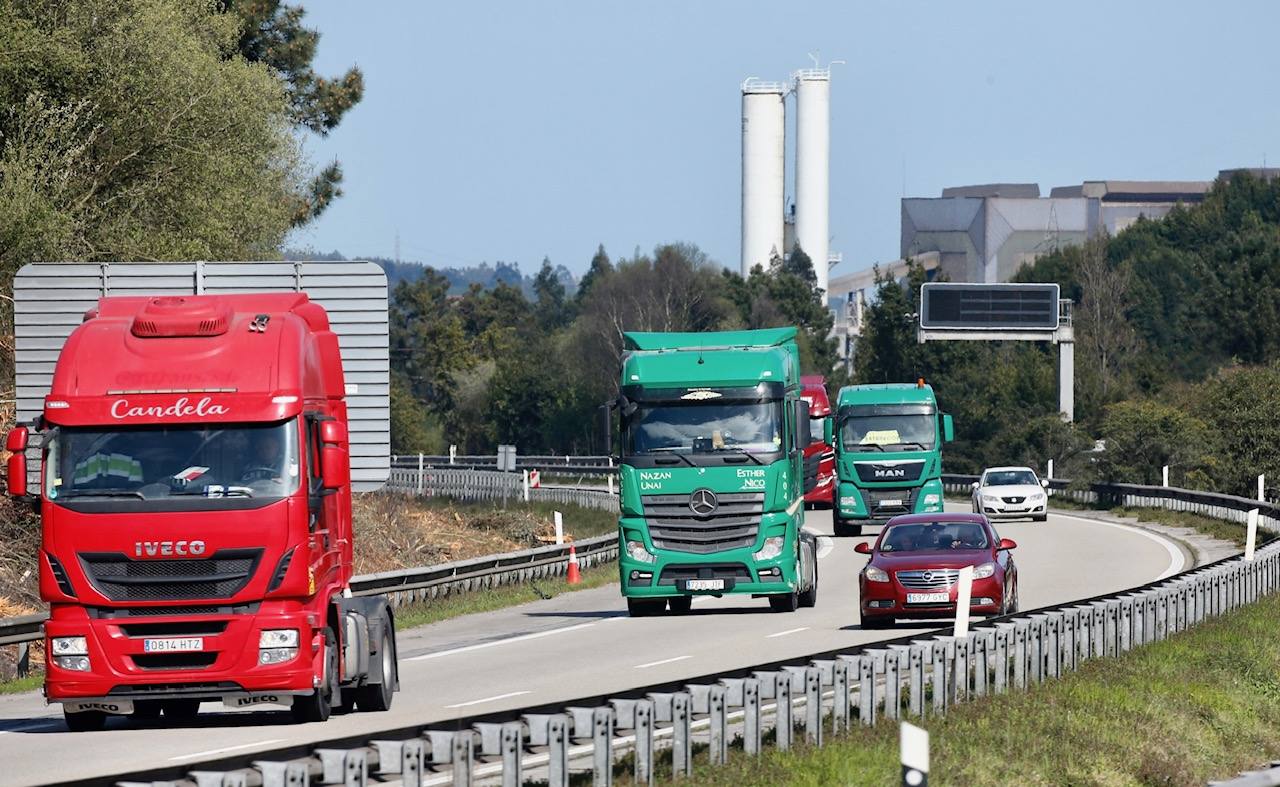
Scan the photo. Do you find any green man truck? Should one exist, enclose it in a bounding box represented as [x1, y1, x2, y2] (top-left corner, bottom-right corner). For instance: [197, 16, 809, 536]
[831, 381, 954, 536]
[611, 328, 820, 616]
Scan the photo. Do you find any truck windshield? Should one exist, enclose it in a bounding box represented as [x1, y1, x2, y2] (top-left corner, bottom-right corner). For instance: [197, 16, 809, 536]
[44, 419, 302, 504]
[625, 401, 783, 457]
[809, 416, 827, 446]
[841, 413, 936, 453]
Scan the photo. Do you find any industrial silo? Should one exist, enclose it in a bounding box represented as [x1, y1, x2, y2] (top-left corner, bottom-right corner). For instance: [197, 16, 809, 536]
[794, 67, 831, 296]
[740, 78, 786, 277]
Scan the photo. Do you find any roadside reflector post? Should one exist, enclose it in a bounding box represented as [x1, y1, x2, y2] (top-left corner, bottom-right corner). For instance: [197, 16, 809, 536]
[522, 470, 530, 502]
[1259, 474, 1266, 502]
[953, 565, 974, 639]
[448, 444, 456, 464]
[1162, 465, 1169, 487]
[607, 474, 614, 495]
[554, 511, 564, 544]
[1047, 458, 1053, 481]
[417, 452, 425, 494]
[901, 721, 929, 786]
[1246, 509, 1258, 561]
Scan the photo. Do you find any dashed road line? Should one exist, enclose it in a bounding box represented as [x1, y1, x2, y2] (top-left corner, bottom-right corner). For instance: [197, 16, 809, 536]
[169, 739, 286, 761]
[634, 655, 691, 669]
[444, 691, 531, 709]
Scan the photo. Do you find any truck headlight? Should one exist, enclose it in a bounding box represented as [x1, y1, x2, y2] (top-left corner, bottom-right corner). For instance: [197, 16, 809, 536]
[752, 536, 785, 562]
[53, 656, 91, 671]
[972, 562, 996, 580]
[626, 540, 656, 564]
[259, 629, 299, 648]
[51, 636, 88, 656]
[921, 493, 941, 509]
[864, 566, 890, 583]
[259, 648, 298, 665]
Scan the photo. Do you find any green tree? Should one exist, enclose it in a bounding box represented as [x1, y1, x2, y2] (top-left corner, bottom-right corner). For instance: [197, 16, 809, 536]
[533, 257, 570, 330]
[225, 0, 364, 223]
[576, 244, 613, 306]
[1191, 365, 1280, 495]
[1095, 401, 1210, 486]
[389, 270, 471, 413]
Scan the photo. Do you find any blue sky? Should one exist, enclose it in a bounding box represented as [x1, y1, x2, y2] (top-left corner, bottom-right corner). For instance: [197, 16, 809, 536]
[294, 1, 1280, 277]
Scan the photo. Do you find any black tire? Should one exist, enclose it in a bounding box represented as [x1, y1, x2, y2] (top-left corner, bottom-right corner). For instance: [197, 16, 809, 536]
[161, 699, 200, 721]
[861, 615, 894, 630]
[292, 627, 336, 724]
[627, 598, 665, 617]
[1034, 514, 1048, 522]
[132, 700, 162, 720]
[1006, 581, 1019, 614]
[769, 592, 799, 613]
[63, 709, 107, 732]
[353, 621, 396, 713]
[798, 552, 818, 609]
[832, 515, 862, 537]
[667, 596, 693, 615]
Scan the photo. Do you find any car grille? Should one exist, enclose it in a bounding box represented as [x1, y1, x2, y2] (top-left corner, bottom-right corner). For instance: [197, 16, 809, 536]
[658, 564, 752, 586]
[861, 487, 919, 517]
[78, 549, 262, 601]
[1002, 496, 1026, 505]
[642, 493, 763, 554]
[896, 569, 960, 589]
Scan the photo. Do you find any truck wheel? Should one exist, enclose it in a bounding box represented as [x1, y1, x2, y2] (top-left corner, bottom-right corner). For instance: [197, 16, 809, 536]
[354, 620, 397, 713]
[292, 627, 336, 724]
[769, 592, 799, 613]
[132, 700, 162, 720]
[798, 556, 818, 609]
[161, 699, 200, 721]
[832, 515, 862, 537]
[667, 597, 693, 614]
[63, 709, 107, 732]
[627, 599, 665, 617]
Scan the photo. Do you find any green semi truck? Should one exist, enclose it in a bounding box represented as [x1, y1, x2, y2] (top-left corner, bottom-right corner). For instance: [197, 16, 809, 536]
[611, 328, 821, 616]
[831, 382, 953, 536]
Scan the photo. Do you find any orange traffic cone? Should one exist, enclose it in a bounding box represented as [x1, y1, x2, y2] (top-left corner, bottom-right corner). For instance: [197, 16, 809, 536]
[566, 544, 582, 585]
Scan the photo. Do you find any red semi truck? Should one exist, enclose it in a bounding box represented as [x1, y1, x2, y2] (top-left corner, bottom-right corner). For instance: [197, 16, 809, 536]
[800, 375, 835, 507]
[6, 292, 398, 731]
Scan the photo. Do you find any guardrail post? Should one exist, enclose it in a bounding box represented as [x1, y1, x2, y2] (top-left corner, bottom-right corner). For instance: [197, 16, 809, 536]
[931, 640, 949, 714]
[255, 760, 310, 787]
[992, 626, 1011, 695]
[592, 707, 615, 787]
[886, 646, 908, 718]
[831, 658, 853, 732]
[16, 642, 29, 678]
[1027, 617, 1044, 685]
[451, 734, 474, 787]
[1013, 622, 1028, 690]
[802, 667, 822, 745]
[952, 636, 970, 703]
[523, 714, 569, 787]
[1060, 609, 1077, 673]
[858, 655, 876, 725]
[1119, 598, 1133, 653]
[774, 672, 793, 749]
[1090, 602, 1106, 658]
[971, 633, 989, 697]
[743, 678, 762, 754]
[908, 645, 926, 715]
[611, 699, 653, 786]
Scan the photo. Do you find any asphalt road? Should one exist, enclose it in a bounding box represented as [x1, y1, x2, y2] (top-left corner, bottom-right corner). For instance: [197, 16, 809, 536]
[0, 506, 1186, 786]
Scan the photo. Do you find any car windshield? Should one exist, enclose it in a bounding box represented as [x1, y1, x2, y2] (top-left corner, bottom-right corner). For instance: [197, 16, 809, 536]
[841, 413, 936, 452]
[984, 470, 1038, 486]
[879, 522, 989, 552]
[625, 400, 783, 456]
[45, 419, 302, 504]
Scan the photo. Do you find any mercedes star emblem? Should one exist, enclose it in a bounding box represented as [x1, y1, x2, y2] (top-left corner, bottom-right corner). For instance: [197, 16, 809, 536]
[689, 488, 719, 515]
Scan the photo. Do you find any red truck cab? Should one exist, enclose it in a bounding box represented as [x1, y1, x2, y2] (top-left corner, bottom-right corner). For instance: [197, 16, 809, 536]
[801, 375, 835, 506]
[7, 293, 397, 731]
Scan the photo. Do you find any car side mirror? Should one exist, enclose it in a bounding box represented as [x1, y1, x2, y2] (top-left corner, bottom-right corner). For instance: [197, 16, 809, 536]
[854, 541, 872, 555]
[998, 538, 1017, 551]
[970, 481, 979, 491]
[6, 426, 28, 498]
[823, 416, 834, 446]
[942, 413, 954, 442]
[1041, 479, 1049, 488]
[318, 420, 349, 491]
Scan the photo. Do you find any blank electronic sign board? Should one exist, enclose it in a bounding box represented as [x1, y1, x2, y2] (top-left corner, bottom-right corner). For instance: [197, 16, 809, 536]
[920, 283, 1060, 330]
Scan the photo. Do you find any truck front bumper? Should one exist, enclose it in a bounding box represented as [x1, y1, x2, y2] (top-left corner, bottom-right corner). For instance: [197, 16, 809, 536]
[836, 478, 944, 521]
[44, 602, 321, 705]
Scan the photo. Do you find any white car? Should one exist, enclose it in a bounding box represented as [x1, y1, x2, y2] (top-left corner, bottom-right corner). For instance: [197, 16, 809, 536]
[971, 466, 1049, 521]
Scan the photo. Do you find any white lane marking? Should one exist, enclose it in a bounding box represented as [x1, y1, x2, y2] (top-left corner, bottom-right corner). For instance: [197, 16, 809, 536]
[1052, 512, 1187, 579]
[600, 614, 628, 623]
[407, 622, 596, 662]
[816, 535, 834, 560]
[169, 739, 286, 761]
[0, 721, 60, 735]
[766, 626, 810, 639]
[444, 690, 531, 709]
[634, 655, 691, 669]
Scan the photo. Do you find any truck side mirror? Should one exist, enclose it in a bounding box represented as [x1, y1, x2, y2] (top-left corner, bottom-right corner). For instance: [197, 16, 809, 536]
[599, 403, 613, 457]
[943, 414, 955, 442]
[318, 420, 349, 491]
[6, 426, 28, 498]
[823, 417, 834, 446]
[793, 400, 810, 451]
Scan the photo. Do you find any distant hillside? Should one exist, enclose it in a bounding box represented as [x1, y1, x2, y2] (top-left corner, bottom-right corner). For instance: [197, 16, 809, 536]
[283, 250, 576, 296]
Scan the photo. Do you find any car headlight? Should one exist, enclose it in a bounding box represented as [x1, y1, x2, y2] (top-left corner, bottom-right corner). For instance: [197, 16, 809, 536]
[51, 636, 88, 656]
[1031, 490, 1047, 500]
[753, 536, 785, 562]
[981, 494, 1000, 504]
[259, 629, 299, 648]
[972, 562, 996, 580]
[626, 540, 656, 564]
[864, 565, 890, 583]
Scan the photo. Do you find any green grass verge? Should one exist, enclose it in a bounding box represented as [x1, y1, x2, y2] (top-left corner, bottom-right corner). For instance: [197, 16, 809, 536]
[392, 561, 619, 630]
[414, 497, 619, 539]
[653, 588, 1280, 786]
[0, 673, 41, 694]
[1110, 506, 1248, 548]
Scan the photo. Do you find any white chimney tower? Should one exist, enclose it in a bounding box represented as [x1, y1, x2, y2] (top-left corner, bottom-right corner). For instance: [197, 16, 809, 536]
[740, 79, 786, 277]
[793, 67, 832, 297]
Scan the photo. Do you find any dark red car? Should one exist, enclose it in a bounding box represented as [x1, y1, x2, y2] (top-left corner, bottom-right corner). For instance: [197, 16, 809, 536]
[855, 513, 1018, 628]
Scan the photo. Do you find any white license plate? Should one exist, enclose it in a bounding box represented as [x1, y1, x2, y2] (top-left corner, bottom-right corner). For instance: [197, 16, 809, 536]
[877, 499, 902, 507]
[143, 637, 204, 653]
[685, 579, 725, 591]
[906, 592, 949, 604]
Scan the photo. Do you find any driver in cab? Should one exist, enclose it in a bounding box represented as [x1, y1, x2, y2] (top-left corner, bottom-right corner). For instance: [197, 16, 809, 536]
[240, 432, 285, 487]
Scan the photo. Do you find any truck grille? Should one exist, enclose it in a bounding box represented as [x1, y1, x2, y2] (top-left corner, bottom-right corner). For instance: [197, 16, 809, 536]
[861, 487, 919, 517]
[642, 493, 763, 554]
[658, 564, 752, 586]
[131, 653, 219, 671]
[896, 569, 959, 589]
[78, 549, 262, 602]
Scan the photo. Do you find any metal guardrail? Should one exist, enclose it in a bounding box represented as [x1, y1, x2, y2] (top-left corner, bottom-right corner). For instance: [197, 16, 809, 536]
[386, 465, 619, 512]
[81, 477, 1280, 787]
[1211, 763, 1280, 786]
